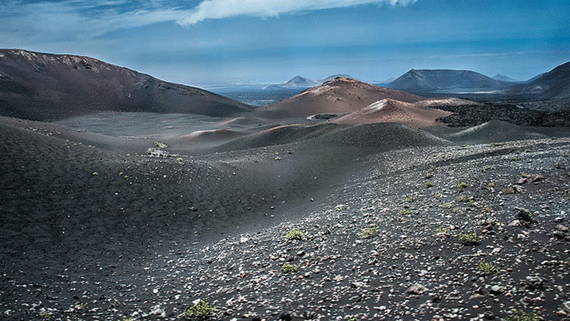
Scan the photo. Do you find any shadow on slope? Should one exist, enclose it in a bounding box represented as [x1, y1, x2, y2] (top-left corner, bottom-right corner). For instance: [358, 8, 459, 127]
[427, 120, 549, 144]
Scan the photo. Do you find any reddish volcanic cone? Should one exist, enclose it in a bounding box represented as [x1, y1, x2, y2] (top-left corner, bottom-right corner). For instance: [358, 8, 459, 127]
[260, 77, 425, 118]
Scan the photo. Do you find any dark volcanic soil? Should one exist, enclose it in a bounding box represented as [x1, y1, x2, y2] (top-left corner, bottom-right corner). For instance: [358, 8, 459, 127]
[1, 116, 570, 321]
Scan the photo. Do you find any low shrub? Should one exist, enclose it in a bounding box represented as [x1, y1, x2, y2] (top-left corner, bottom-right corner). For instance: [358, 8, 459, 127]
[281, 263, 298, 274]
[456, 182, 469, 192]
[459, 232, 481, 245]
[359, 225, 378, 239]
[476, 261, 498, 274]
[184, 299, 216, 320]
[286, 230, 305, 240]
[504, 310, 540, 321]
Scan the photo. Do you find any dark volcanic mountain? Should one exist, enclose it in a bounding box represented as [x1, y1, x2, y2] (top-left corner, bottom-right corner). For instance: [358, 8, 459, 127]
[386, 69, 509, 93]
[0, 49, 252, 121]
[513, 61, 570, 99]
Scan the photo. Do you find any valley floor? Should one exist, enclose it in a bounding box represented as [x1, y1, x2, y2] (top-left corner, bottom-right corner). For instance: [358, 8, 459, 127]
[1, 118, 570, 320]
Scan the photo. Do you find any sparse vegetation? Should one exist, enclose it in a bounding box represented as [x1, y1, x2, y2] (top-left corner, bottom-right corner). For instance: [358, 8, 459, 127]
[483, 165, 495, 171]
[359, 225, 378, 239]
[564, 189, 570, 200]
[487, 181, 496, 188]
[425, 180, 434, 188]
[184, 299, 216, 320]
[459, 232, 481, 245]
[476, 261, 498, 274]
[434, 226, 451, 235]
[398, 209, 413, 215]
[456, 182, 469, 192]
[502, 186, 515, 194]
[560, 151, 569, 157]
[405, 195, 417, 203]
[510, 156, 523, 161]
[281, 263, 298, 274]
[456, 195, 468, 202]
[39, 311, 52, 319]
[286, 229, 305, 240]
[504, 309, 540, 321]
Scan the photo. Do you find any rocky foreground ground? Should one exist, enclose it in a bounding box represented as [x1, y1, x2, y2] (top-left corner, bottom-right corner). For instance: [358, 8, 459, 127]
[3, 134, 568, 321]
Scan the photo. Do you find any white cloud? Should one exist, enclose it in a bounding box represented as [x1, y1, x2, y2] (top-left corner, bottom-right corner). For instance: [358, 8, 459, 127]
[0, 0, 417, 46]
[177, 0, 418, 26]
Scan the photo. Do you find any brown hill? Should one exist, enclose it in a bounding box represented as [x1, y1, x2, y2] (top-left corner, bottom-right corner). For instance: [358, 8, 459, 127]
[260, 77, 424, 118]
[0, 49, 252, 121]
[333, 98, 453, 127]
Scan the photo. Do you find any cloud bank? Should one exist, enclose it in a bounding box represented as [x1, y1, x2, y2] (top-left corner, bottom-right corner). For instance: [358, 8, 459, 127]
[177, 0, 418, 26]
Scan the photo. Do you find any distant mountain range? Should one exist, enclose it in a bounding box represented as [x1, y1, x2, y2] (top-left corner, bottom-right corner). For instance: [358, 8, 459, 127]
[263, 74, 352, 90]
[0, 49, 252, 121]
[1, 49, 569, 122]
[385, 69, 511, 94]
[384, 65, 570, 99]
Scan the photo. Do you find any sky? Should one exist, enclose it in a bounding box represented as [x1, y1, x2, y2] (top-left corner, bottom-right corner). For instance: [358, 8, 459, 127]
[1, 0, 569, 88]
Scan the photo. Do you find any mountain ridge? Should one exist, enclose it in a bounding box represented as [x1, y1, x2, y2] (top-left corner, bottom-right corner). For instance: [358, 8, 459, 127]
[0, 49, 252, 121]
[386, 69, 510, 93]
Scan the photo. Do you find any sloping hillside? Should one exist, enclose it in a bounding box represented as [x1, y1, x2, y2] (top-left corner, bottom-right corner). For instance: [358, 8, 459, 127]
[0, 49, 252, 120]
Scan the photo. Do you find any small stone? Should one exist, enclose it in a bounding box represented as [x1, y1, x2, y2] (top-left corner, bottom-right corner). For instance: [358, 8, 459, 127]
[508, 220, 522, 227]
[553, 231, 566, 239]
[516, 208, 532, 221]
[489, 285, 504, 295]
[279, 312, 292, 321]
[524, 276, 545, 290]
[406, 283, 428, 295]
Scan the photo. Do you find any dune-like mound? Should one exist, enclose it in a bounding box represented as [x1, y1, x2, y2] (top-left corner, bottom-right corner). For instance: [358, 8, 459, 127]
[312, 122, 450, 150]
[413, 97, 480, 108]
[0, 49, 252, 121]
[260, 77, 424, 118]
[446, 120, 548, 144]
[216, 122, 341, 151]
[177, 129, 245, 143]
[333, 98, 452, 127]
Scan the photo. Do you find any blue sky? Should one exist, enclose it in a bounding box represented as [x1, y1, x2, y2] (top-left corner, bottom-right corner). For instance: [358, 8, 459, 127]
[1, 0, 569, 87]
